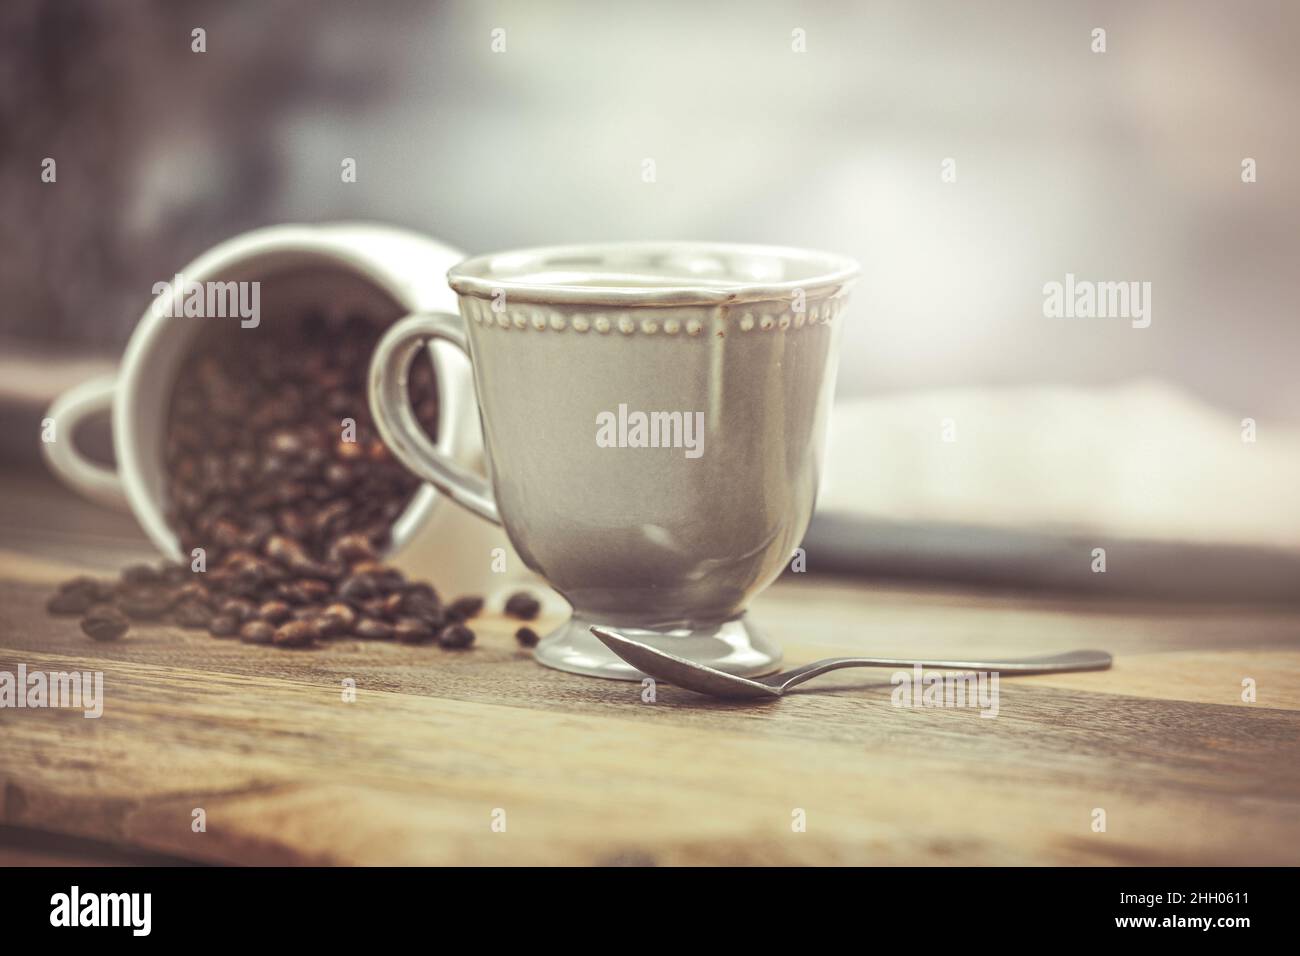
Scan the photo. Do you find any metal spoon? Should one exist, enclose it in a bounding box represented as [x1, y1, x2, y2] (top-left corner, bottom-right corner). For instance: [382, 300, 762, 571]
[590, 626, 1112, 699]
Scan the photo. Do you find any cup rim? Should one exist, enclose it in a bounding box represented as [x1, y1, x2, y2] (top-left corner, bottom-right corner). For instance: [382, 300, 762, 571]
[447, 241, 861, 307]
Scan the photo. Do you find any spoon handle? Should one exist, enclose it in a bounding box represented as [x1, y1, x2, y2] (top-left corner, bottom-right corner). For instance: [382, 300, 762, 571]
[774, 649, 1112, 692]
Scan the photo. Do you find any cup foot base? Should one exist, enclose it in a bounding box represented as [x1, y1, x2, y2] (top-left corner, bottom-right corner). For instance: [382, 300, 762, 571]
[533, 613, 782, 681]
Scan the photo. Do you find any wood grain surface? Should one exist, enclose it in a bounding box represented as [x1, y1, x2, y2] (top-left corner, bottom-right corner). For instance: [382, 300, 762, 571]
[1, 475, 1298, 865]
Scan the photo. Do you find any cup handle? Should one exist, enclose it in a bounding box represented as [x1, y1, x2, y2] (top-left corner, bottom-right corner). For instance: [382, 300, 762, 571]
[370, 312, 501, 526]
[41, 373, 130, 510]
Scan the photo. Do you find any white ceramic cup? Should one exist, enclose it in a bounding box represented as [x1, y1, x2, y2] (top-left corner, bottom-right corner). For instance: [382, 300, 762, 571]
[370, 241, 858, 679]
[42, 222, 483, 563]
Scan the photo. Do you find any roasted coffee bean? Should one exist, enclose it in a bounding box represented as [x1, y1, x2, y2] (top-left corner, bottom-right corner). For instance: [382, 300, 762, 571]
[266, 428, 305, 455]
[394, 617, 434, 644]
[338, 574, 379, 603]
[208, 614, 240, 638]
[173, 601, 213, 629]
[219, 597, 256, 622]
[382, 593, 406, 619]
[378, 566, 407, 588]
[160, 563, 189, 585]
[329, 533, 375, 563]
[274, 481, 308, 505]
[311, 500, 350, 538]
[309, 559, 347, 582]
[437, 623, 475, 650]
[348, 563, 404, 594]
[313, 612, 350, 639]
[242, 514, 276, 550]
[354, 617, 394, 640]
[46, 587, 97, 616]
[503, 591, 541, 621]
[276, 509, 310, 539]
[257, 600, 292, 624]
[402, 581, 438, 602]
[174, 581, 211, 606]
[360, 597, 389, 620]
[273, 620, 317, 648]
[276, 579, 325, 605]
[336, 439, 365, 461]
[295, 579, 333, 603]
[224, 555, 271, 597]
[323, 462, 354, 489]
[265, 534, 315, 573]
[322, 602, 356, 630]
[212, 519, 244, 550]
[118, 587, 173, 621]
[240, 621, 275, 645]
[401, 593, 444, 629]
[514, 626, 540, 648]
[446, 596, 484, 622]
[81, 604, 129, 642]
[58, 575, 111, 598]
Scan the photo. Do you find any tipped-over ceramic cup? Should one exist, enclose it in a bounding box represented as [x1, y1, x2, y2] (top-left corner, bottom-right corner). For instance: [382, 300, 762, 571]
[41, 222, 482, 563]
[370, 241, 859, 679]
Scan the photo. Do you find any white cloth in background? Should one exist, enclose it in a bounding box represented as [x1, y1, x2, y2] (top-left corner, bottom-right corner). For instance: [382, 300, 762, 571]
[819, 380, 1300, 550]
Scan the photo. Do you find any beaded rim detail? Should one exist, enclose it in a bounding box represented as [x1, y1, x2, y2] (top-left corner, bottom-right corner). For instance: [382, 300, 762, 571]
[461, 294, 848, 337]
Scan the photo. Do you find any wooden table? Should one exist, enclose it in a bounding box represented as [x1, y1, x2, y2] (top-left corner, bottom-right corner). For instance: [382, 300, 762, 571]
[2, 473, 1298, 865]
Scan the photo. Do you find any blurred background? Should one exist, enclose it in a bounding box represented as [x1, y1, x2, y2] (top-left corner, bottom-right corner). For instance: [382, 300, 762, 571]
[3, 0, 1298, 600]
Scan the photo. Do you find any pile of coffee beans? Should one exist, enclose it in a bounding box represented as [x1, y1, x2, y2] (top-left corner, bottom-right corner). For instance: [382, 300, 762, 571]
[48, 550, 482, 650]
[46, 310, 484, 650]
[164, 310, 437, 565]
[44, 308, 555, 654]
[47, 549, 548, 652]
